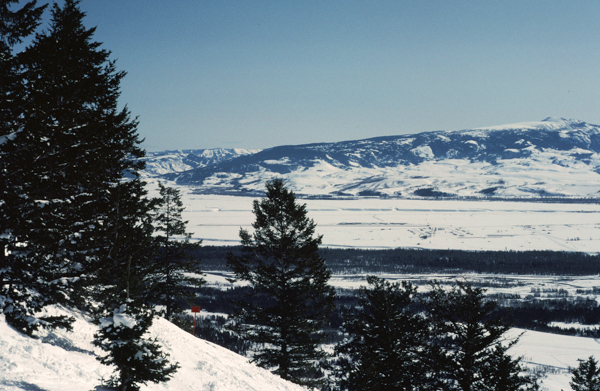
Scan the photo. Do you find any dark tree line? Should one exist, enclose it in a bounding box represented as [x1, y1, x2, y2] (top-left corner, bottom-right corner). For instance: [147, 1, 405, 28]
[193, 245, 600, 275]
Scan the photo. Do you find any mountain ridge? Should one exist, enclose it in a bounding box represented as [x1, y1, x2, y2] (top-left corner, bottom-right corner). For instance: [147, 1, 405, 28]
[142, 148, 261, 176]
[146, 118, 600, 199]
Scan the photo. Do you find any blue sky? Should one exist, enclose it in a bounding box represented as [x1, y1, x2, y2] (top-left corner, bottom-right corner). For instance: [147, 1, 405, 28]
[76, 1, 600, 151]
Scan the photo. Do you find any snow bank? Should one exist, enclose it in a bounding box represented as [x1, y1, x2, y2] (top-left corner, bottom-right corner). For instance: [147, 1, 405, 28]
[0, 307, 304, 391]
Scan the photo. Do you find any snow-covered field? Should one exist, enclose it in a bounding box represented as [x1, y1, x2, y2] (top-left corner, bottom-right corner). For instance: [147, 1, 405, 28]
[148, 180, 600, 253]
[204, 271, 600, 298]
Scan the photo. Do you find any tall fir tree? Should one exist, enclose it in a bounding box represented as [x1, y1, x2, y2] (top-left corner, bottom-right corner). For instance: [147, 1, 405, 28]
[8, 0, 151, 313]
[146, 182, 204, 322]
[0, 0, 78, 335]
[227, 179, 336, 388]
[335, 276, 431, 391]
[15, 1, 178, 388]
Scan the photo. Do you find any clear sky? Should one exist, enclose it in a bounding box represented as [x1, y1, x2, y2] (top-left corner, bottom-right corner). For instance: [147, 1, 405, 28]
[72, 1, 600, 151]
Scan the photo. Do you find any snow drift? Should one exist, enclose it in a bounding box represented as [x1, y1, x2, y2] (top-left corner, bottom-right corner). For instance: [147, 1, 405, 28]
[0, 306, 304, 391]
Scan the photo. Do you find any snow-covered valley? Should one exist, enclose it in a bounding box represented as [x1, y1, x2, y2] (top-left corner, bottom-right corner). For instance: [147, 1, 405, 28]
[3, 193, 598, 391]
[5, 118, 600, 391]
[151, 184, 600, 253]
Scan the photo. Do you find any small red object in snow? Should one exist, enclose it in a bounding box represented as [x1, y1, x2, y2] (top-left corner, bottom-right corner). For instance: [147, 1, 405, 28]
[191, 306, 202, 336]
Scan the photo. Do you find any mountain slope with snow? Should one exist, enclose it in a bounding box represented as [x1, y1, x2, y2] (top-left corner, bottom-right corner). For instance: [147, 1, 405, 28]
[0, 307, 303, 391]
[143, 148, 261, 176]
[152, 118, 600, 198]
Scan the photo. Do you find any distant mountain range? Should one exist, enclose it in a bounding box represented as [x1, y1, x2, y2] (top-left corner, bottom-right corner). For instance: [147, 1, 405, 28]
[143, 148, 261, 175]
[144, 118, 600, 199]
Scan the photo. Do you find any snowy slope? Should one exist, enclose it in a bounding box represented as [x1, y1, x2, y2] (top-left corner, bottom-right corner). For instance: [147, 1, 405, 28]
[149, 118, 600, 199]
[142, 148, 260, 176]
[0, 307, 304, 391]
[0, 305, 592, 391]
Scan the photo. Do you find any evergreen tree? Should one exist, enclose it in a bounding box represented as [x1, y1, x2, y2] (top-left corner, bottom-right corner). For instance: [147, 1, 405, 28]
[0, 0, 46, 133]
[1, 1, 179, 389]
[146, 182, 204, 322]
[93, 178, 157, 310]
[335, 276, 430, 391]
[1, 0, 151, 326]
[570, 356, 600, 391]
[425, 280, 538, 391]
[227, 179, 336, 388]
[0, 0, 79, 335]
[94, 300, 179, 391]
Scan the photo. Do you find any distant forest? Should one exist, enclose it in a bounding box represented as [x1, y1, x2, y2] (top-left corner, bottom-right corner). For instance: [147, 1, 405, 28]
[192, 246, 600, 275]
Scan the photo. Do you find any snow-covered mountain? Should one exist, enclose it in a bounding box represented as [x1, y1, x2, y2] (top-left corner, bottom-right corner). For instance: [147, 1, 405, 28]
[142, 148, 261, 176]
[150, 118, 600, 198]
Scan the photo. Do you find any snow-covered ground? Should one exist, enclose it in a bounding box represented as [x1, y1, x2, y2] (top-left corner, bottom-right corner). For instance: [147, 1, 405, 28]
[0, 306, 304, 391]
[0, 303, 593, 391]
[145, 180, 600, 253]
[204, 270, 600, 298]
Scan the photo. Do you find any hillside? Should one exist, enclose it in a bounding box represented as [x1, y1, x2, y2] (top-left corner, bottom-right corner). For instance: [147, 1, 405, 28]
[148, 118, 600, 199]
[0, 304, 594, 391]
[0, 306, 304, 391]
[143, 148, 261, 176]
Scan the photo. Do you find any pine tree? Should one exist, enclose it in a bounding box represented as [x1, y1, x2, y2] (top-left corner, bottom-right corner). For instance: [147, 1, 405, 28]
[94, 300, 179, 391]
[335, 276, 430, 391]
[2, 0, 150, 321]
[227, 179, 336, 388]
[425, 280, 538, 391]
[1, 1, 178, 388]
[0, 0, 78, 335]
[570, 356, 600, 391]
[0, 0, 46, 133]
[146, 182, 204, 322]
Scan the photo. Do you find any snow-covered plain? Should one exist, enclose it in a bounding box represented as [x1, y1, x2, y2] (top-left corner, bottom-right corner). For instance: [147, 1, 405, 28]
[150, 180, 600, 253]
[157, 181, 600, 391]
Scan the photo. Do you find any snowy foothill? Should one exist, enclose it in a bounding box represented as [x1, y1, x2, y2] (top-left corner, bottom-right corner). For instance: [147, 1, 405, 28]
[150, 119, 600, 200]
[0, 306, 305, 391]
